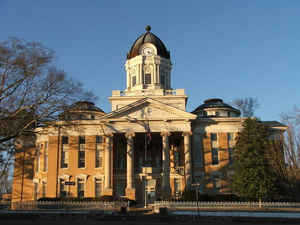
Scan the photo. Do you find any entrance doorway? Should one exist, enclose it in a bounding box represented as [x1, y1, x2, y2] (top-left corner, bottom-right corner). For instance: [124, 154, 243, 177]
[134, 133, 162, 171]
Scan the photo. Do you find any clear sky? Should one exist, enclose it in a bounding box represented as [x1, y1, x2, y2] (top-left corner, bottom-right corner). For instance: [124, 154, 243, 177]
[1, 1, 299, 121]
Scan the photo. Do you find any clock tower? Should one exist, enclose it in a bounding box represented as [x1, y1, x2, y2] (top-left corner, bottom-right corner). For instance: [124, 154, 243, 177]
[109, 26, 187, 111]
[125, 25, 172, 93]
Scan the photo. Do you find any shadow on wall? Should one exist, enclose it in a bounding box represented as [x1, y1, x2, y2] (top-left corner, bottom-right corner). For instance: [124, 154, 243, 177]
[13, 134, 36, 202]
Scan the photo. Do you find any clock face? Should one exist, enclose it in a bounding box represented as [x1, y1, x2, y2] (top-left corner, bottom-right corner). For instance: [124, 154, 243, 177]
[142, 47, 154, 56]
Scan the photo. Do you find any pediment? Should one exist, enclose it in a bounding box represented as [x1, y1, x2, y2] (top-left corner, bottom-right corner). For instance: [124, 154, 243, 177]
[103, 98, 196, 121]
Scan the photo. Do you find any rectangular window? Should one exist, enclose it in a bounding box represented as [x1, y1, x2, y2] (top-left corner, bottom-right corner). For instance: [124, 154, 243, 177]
[213, 176, 222, 189]
[79, 136, 85, 144]
[132, 76, 136, 86]
[59, 179, 66, 198]
[193, 134, 203, 167]
[95, 178, 102, 197]
[174, 178, 181, 194]
[78, 136, 85, 168]
[212, 148, 219, 165]
[96, 136, 103, 168]
[42, 182, 46, 198]
[43, 142, 48, 172]
[211, 133, 217, 141]
[61, 144, 69, 168]
[62, 136, 68, 144]
[77, 178, 84, 198]
[34, 183, 38, 200]
[96, 135, 103, 143]
[211, 133, 218, 148]
[95, 149, 103, 168]
[145, 73, 151, 84]
[78, 150, 85, 168]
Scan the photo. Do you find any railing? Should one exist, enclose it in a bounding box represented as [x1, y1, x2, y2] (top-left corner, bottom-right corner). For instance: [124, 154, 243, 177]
[10, 200, 126, 210]
[0, 201, 10, 209]
[112, 89, 185, 97]
[153, 201, 300, 212]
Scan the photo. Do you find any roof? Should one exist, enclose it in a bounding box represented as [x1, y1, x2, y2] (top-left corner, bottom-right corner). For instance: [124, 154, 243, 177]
[67, 101, 104, 113]
[127, 25, 170, 59]
[262, 121, 287, 129]
[192, 98, 240, 115]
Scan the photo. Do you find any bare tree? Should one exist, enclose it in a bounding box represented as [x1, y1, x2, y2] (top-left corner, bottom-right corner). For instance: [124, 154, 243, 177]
[267, 107, 300, 199]
[281, 108, 300, 177]
[232, 97, 259, 117]
[0, 38, 96, 181]
[0, 38, 95, 144]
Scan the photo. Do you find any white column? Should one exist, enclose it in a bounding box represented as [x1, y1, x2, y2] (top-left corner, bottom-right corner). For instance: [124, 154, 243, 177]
[104, 134, 113, 190]
[139, 64, 142, 85]
[126, 69, 130, 89]
[153, 64, 157, 84]
[161, 131, 171, 198]
[125, 132, 135, 189]
[183, 131, 192, 188]
[157, 64, 160, 84]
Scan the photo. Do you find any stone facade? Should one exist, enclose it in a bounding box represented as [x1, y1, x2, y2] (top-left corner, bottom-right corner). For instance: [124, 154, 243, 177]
[11, 26, 286, 205]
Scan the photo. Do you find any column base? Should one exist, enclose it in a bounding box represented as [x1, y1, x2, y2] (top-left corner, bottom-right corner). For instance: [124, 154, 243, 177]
[103, 188, 113, 196]
[125, 188, 136, 200]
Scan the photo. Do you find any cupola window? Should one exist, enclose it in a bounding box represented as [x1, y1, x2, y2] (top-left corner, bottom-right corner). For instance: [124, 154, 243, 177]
[160, 74, 165, 86]
[132, 76, 136, 86]
[145, 73, 151, 84]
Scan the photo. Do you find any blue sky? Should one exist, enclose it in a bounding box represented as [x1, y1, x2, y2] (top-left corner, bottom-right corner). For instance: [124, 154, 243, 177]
[1, 1, 299, 121]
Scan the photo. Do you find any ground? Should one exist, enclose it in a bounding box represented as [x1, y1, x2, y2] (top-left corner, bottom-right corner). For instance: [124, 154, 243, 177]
[1, 213, 300, 225]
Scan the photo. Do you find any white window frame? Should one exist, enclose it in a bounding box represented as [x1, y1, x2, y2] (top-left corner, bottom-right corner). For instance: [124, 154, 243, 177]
[95, 144, 103, 168]
[61, 145, 69, 169]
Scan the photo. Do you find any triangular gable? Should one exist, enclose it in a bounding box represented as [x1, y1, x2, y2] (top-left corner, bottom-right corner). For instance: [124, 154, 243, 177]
[102, 98, 197, 121]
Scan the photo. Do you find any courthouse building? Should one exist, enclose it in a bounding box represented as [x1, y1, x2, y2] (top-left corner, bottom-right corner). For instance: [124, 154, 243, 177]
[12, 26, 286, 203]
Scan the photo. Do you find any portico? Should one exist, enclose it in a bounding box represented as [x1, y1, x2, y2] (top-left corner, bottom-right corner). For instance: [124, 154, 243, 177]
[101, 118, 195, 201]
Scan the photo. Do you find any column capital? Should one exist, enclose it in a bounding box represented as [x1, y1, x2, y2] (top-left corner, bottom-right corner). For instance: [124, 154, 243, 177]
[105, 133, 114, 138]
[182, 131, 192, 137]
[160, 131, 171, 137]
[125, 132, 135, 139]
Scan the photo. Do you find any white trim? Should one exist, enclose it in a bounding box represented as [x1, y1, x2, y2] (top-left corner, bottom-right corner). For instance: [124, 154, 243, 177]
[33, 178, 39, 183]
[58, 174, 71, 180]
[93, 174, 104, 180]
[76, 173, 88, 182]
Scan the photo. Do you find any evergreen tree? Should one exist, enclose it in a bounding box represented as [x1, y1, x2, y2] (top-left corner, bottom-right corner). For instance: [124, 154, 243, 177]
[232, 118, 278, 201]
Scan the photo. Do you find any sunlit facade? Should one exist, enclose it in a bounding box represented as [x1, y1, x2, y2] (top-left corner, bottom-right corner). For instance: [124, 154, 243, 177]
[12, 26, 286, 204]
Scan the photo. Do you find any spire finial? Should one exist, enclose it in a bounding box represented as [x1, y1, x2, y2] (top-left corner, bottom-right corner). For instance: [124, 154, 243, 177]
[145, 25, 151, 32]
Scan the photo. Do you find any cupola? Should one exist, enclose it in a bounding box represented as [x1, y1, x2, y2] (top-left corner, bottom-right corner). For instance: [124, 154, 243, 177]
[192, 98, 241, 118]
[125, 26, 172, 93]
[60, 101, 105, 120]
[127, 25, 170, 59]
